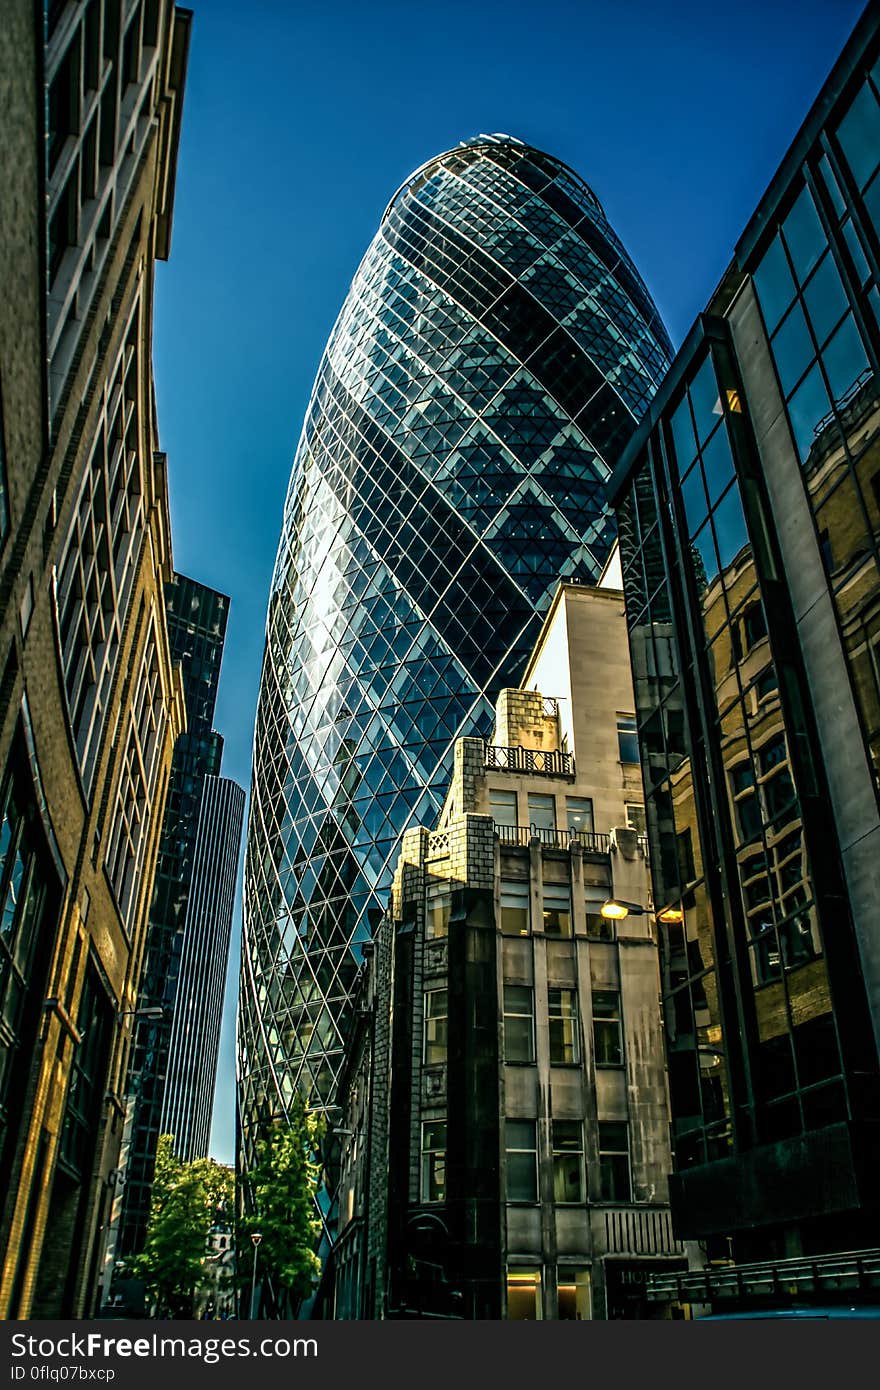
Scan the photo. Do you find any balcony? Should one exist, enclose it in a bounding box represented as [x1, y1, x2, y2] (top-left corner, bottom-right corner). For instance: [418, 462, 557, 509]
[495, 824, 611, 853]
[484, 743, 573, 777]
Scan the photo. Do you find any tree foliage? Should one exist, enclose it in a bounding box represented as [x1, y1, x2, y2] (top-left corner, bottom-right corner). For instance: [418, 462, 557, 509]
[241, 1098, 324, 1308]
[133, 1135, 234, 1317]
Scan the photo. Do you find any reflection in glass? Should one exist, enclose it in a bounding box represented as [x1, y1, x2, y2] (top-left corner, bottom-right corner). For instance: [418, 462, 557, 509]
[822, 314, 871, 406]
[754, 234, 795, 333]
[787, 362, 831, 463]
[782, 185, 826, 284]
[836, 80, 880, 191]
[803, 253, 849, 348]
[772, 301, 815, 397]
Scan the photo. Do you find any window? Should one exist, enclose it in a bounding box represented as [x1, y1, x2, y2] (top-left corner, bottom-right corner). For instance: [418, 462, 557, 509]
[500, 879, 530, 936]
[527, 793, 555, 834]
[593, 991, 623, 1066]
[420, 1120, 446, 1202]
[552, 1121, 585, 1203]
[617, 716, 640, 763]
[426, 880, 451, 938]
[625, 803, 645, 834]
[424, 989, 447, 1065]
[490, 787, 517, 828]
[742, 601, 767, 652]
[542, 880, 571, 937]
[548, 987, 579, 1065]
[598, 1122, 631, 1202]
[507, 1268, 542, 1320]
[557, 1269, 591, 1320]
[566, 796, 594, 839]
[503, 985, 534, 1063]
[505, 1120, 538, 1201]
[585, 890, 614, 940]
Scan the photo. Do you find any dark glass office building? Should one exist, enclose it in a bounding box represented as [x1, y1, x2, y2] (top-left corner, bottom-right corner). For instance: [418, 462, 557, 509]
[110, 575, 239, 1267]
[608, 3, 880, 1274]
[239, 135, 672, 1153]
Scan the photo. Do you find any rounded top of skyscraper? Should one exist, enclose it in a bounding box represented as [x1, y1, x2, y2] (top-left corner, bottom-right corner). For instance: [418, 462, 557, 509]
[382, 134, 606, 224]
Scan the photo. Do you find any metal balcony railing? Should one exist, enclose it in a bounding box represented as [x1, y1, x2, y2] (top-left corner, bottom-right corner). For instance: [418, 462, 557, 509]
[645, 1247, 880, 1305]
[484, 743, 573, 777]
[495, 824, 611, 853]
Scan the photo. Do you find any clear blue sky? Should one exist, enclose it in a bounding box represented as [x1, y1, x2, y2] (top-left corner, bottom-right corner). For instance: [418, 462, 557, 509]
[151, 0, 867, 1165]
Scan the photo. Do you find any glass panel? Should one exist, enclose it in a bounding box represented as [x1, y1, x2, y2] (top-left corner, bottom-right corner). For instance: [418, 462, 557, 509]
[566, 797, 593, 837]
[593, 990, 623, 1065]
[668, 396, 697, 472]
[503, 984, 535, 1063]
[424, 989, 448, 1064]
[500, 880, 530, 936]
[490, 788, 517, 828]
[803, 252, 849, 348]
[507, 1269, 541, 1320]
[557, 1268, 590, 1320]
[781, 186, 827, 284]
[787, 361, 831, 464]
[548, 987, 579, 1064]
[753, 234, 796, 333]
[527, 793, 555, 831]
[543, 881, 571, 937]
[681, 461, 708, 537]
[701, 423, 736, 508]
[836, 81, 880, 191]
[713, 483, 749, 571]
[617, 716, 639, 763]
[689, 356, 723, 446]
[552, 1121, 584, 1202]
[772, 301, 815, 397]
[821, 314, 871, 408]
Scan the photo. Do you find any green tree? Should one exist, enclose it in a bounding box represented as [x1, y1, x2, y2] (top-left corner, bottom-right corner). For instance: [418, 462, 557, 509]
[241, 1098, 323, 1313]
[134, 1135, 234, 1317]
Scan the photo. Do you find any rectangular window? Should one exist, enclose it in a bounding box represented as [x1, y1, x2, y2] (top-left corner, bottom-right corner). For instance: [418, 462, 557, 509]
[552, 1120, 585, 1203]
[593, 991, 623, 1066]
[625, 803, 646, 833]
[505, 1120, 538, 1202]
[420, 1120, 446, 1202]
[548, 987, 579, 1064]
[426, 880, 451, 938]
[490, 787, 517, 828]
[585, 890, 614, 940]
[617, 716, 640, 764]
[566, 796, 594, 839]
[557, 1268, 591, 1320]
[542, 880, 571, 937]
[423, 989, 448, 1065]
[503, 984, 534, 1063]
[527, 793, 556, 834]
[506, 1268, 542, 1320]
[500, 879, 530, 937]
[598, 1122, 631, 1202]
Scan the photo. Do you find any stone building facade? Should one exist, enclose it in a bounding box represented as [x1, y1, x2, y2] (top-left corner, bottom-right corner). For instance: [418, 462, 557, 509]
[332, 585, 696, 1318]
[0, 0, 190, 1317]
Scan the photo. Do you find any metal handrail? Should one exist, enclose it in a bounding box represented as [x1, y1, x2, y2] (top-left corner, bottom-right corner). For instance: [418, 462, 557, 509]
[495, 823, 611, 853]
[645, 1246, 880, 1302]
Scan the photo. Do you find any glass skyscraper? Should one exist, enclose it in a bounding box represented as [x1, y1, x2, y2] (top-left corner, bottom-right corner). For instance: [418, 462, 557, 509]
[238, 135, 672, 1150]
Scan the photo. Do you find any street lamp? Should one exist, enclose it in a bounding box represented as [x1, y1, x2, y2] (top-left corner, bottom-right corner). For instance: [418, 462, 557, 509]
[117, 1005, 165, 1022]
[249, 1233, 262, 1320]
[600, 898, 646, 921]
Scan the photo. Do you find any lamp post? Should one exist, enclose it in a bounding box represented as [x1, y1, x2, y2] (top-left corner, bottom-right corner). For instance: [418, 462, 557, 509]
[249, 1233, 262, 1320]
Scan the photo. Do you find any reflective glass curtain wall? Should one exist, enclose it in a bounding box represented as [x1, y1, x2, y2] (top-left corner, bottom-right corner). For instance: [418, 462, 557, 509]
[239, 135, 672, 1150]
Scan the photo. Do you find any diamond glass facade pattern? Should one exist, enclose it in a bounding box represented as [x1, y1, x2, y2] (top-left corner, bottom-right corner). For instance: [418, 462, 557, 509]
[239, 135, 672, 1139]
